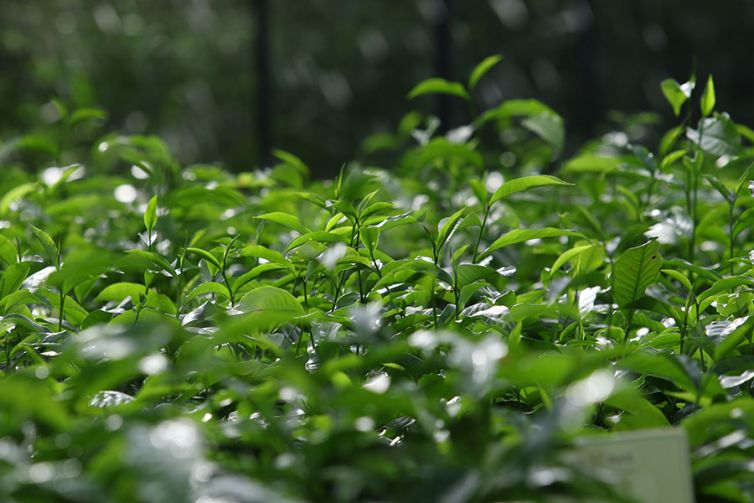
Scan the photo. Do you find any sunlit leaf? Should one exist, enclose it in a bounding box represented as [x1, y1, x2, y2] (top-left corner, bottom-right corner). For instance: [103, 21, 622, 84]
[480, 227, 584, 259]
[407, 78, 469, 101]
[612, 240, 662, 307]
[468, 54, 503, 90]
[144, 194, 158, 232]
[490, 175, 571, 204]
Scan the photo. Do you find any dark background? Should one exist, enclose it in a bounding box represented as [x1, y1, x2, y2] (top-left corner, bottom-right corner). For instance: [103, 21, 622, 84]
[2, 0, 753, 177]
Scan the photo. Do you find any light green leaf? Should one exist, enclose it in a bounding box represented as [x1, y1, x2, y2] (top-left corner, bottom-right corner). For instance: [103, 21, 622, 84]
[49, 250, 113, 294]
[0, 234, 17, 265]
[437, 208, 468, 249]
[0, 262, 29, 300]
[563, 154, 622, 174]
[490, 175, 571, 204]
[480, 228, 584, 259]
[186, 247, 223, 270]
[233, 286, 304, 331]
[521, 113, 565, 155]
[0, 183, 37, 214]
[360, 227, 380, 255]
[286, 231, 348, 252]
[144, 195, 158, 232]
[232, 263, 290, 292]
[124, 249, 177, 277]
[612, 240, 662, 307]
[94, 282, 146, 303]
[661, 268, 692, 292]
[549, 243, 596, 278]
[619, 351, 696, 393]
[660, 79, 688, 117]
[701, 75, 716, 117]
[475, 99, 554, 127]
[704, 174, 733, 204]
[687, 115, 741, 157]
[185, 281, 231, 303]
[697, 277, 754, 313]
[273, 149, 309, 176]
[468, 54, 503, 90]
[240, 244, 289, 266]
[407, 78, 469, 101]
[603, 389, 669, 427]
[31, 226, 58, 267]
[255, 212, 309, 234]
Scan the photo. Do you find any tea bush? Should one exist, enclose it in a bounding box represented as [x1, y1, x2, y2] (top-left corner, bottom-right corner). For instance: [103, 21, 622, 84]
[2, 58, 754, 501]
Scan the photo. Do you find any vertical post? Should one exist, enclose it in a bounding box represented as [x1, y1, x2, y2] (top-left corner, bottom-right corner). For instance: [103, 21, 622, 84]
[252, 0, 272, 165]
[434, 0, 453, 132]
[578, 0, 598, 137]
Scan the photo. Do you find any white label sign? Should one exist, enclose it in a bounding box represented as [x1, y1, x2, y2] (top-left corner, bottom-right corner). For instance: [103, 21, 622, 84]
[566, 427, 695, 502]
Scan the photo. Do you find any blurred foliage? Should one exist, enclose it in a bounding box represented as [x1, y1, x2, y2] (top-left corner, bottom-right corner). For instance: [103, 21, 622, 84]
[2, 0, 754, 176]
[3, 51, 754, 500]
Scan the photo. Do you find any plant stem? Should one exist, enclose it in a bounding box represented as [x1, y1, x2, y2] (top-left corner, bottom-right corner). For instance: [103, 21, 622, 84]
[58, 289, 65, 332]
[221, 269, 235, 306]
[729, 203, 735, 275]
[680, 294, 691, 354]
[471, 203, 490, 263]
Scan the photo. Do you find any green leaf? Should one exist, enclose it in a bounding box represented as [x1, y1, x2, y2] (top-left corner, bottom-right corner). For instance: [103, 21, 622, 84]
[704, 174, 733, 204]
[612, 240, 662, 307]
[230, 286, 304, 332]
[549, 243, 596, 278]
[697, 277, 754, 313]
[456, 264, 499, 287]
[186, 247, 223, 270]
[437, 208, 468, 249]
[0, 182, 39, 214]
[124, 249, 177, 277]
[273, 149, 309, 176]
[407, 78, 469, 101]
[0, 262, 29, 300]
[714, 317, 754, 361]
[619, 351, 696, 394]
[185, 281, 231, 303]
[232, 263, 290, 291]
[661, 268, 692, 292]
[475, 99, 554, 127]
[701, 75, 716, 117]
[0, 376, 71, 431]
[286, 231, 348, 252]
[660, 79, 689, 117]
[360, 227, 380, 255]
[49, 250, 113, 294]
[255, 212, 309, 234]
[521, 113, 565, 155]
[0, 234, 17, 265]
[240, 244, 289, 266]
[563, 154, 622, 174]
[683, 399, 754, 447]
[490, 175, 572, 204]
[603, 389, 669, 427]
[687, 115, 741, 157]
[480, 228, 584, 259]
[626, 296, 682, 326]
[468, 54, 503, 90]
[31, 226, 59, 267]
[144, 194, 158, 232]
[94, 282, 146, 303]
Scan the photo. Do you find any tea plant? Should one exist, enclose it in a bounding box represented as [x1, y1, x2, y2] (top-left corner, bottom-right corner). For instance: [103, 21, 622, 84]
[2, 58, 754, 501]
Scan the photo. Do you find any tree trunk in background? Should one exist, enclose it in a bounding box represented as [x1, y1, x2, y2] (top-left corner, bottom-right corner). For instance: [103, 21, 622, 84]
[252, 0, 272, 165]
[434, 0, 453, 132]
